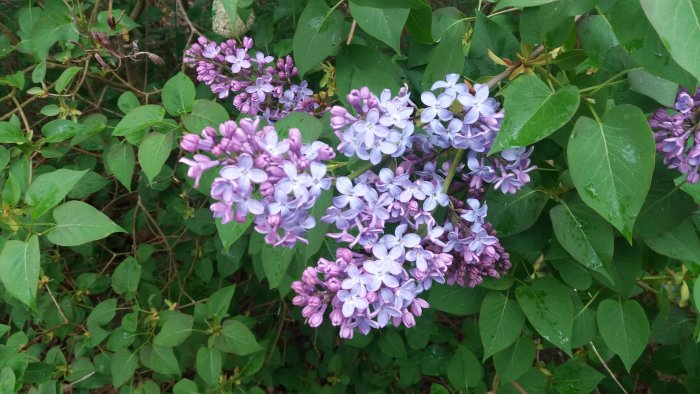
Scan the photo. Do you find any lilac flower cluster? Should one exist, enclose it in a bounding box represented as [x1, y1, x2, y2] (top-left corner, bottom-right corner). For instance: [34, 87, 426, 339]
[417, 74, 535, 194]
[184, 36, 317, 121]
[330, 86, 415, 164]
[291, 159, 512, 337]
[649, 87, 700, 184]
[179, 117, 335, 247]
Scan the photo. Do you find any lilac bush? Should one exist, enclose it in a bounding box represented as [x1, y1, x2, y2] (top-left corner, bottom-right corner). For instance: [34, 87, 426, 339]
[649, 87, 700, 184]
[180, 39, 535, 337]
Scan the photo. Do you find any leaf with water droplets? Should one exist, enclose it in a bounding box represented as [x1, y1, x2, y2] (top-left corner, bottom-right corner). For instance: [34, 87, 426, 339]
[515, 277, 574, 355]
[568, 104, 655, 241]
[640, 0, 700, 81]
[549, 197, 614, 281]
[293, 0, 344, 77]
[491, 74, 579, 153]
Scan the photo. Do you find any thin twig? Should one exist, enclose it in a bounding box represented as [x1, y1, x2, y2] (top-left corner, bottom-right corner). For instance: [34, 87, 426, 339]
[10, 93, 31, 135]
[347, 20, 357, 45]
[589, 341, 629, 394]
[511, 381, 528, 394]
[45, 284, 70, 324]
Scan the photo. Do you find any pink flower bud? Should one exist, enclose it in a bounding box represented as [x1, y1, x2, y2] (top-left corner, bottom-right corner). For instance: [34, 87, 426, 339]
[402, 312, 416, 328]
[326, 277, 341, 292]
[330, 309, 344, 326]
[309, 312, 324, 327]
[180, 134, 200, 152]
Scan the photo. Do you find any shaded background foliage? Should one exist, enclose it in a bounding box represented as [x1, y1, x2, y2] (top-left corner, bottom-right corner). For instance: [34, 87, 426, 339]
[0, 0, 699, 393]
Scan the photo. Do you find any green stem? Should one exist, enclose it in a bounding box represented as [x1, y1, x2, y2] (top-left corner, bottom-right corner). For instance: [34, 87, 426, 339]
[585, 100, 601, 124]
[442, 149, 465, 194]
[580, 67, 642, 96]
[347, 161, 375, 180]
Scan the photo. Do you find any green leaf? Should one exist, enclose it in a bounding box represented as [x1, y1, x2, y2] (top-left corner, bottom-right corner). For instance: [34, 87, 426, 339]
[41, 119, 87, 143]
[111, 257, 141, 296]
[349, 2, 409, 54]
[2, 173, 20, 206]
[25, 169, 87, 218]
[173, 379, 200, 394]
[597, 298, 650, 371]
[112, 105, 165, 137]
[428, 283, 487, 315]
[110, 349, 139, 388]
[485, 186, 548, 237]
[303, 190, 333, 260]
[182, 100, 230, 133]
[379, 331, 407, 359]
[88, 299, 117, 326]
[274, 112, 323, 142]
[553, 360, 605, 394]
[350, 0, 430, 8]
[214, 319, 263, 355]
[578, 15, 618, 67]
[46, 201, 125, 246]
[196, 347, 222, 385]
[467, 12, 520, 78]
[640, 0, 700, 81]
[141, 345, 180, 375]
[405, 4, 434, 44]
[31, 14, 76, 59]
[479, 291, 526, 359]
[446, 346, 483, 389]
[609, 0, 696, 88]
[0, 367, 15, 394]
[0, 121, 24, 143]
[54, 66, 81, 94]
[105, 143, 135, 191]
[634, 171, 695, 237]
[154, 311, 194, 347]
[219, 0, 241, 32]
[118, 91, 140, 114]
[627, 69, 679, 107]
[495, 0, 558, 9]
[335, 45, 401, 100]
[515, 277, 574, 355]
[549, 198, 614, 280]
[0, 236, 40, 308]
[493, 337, 535, 383]
[261, 244, 295, 289]
[643, 219, 700, 264]
[138, 131, 173, 182]
[206, 285, 236, 319]
[216, 216, 252, 252]
[292, 0, 344, 77]
[567, 104, 656, 241]
[162, 72, 196, 116]
[422, 21, 467, 91]
[492, 75, 580, 152]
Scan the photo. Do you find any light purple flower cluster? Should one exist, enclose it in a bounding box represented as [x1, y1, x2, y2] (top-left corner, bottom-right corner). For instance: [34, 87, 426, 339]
[330, 86, 415, 164]
[179, 117, 335, 247]
[649, 87, 700, 184]
[291, 158, 512, 337]
[183, 36, 317, 121]
[418, 74, 535, 194]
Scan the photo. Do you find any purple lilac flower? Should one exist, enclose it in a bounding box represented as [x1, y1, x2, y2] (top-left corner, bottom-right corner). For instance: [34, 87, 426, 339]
[184, 36, 317, 121]
[179, 117, 335, 247]
[422, 74, 536, 194]
[649, 87, 700, 184]
[292, 76, 537, 337]
[331, 86, 415, 165]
